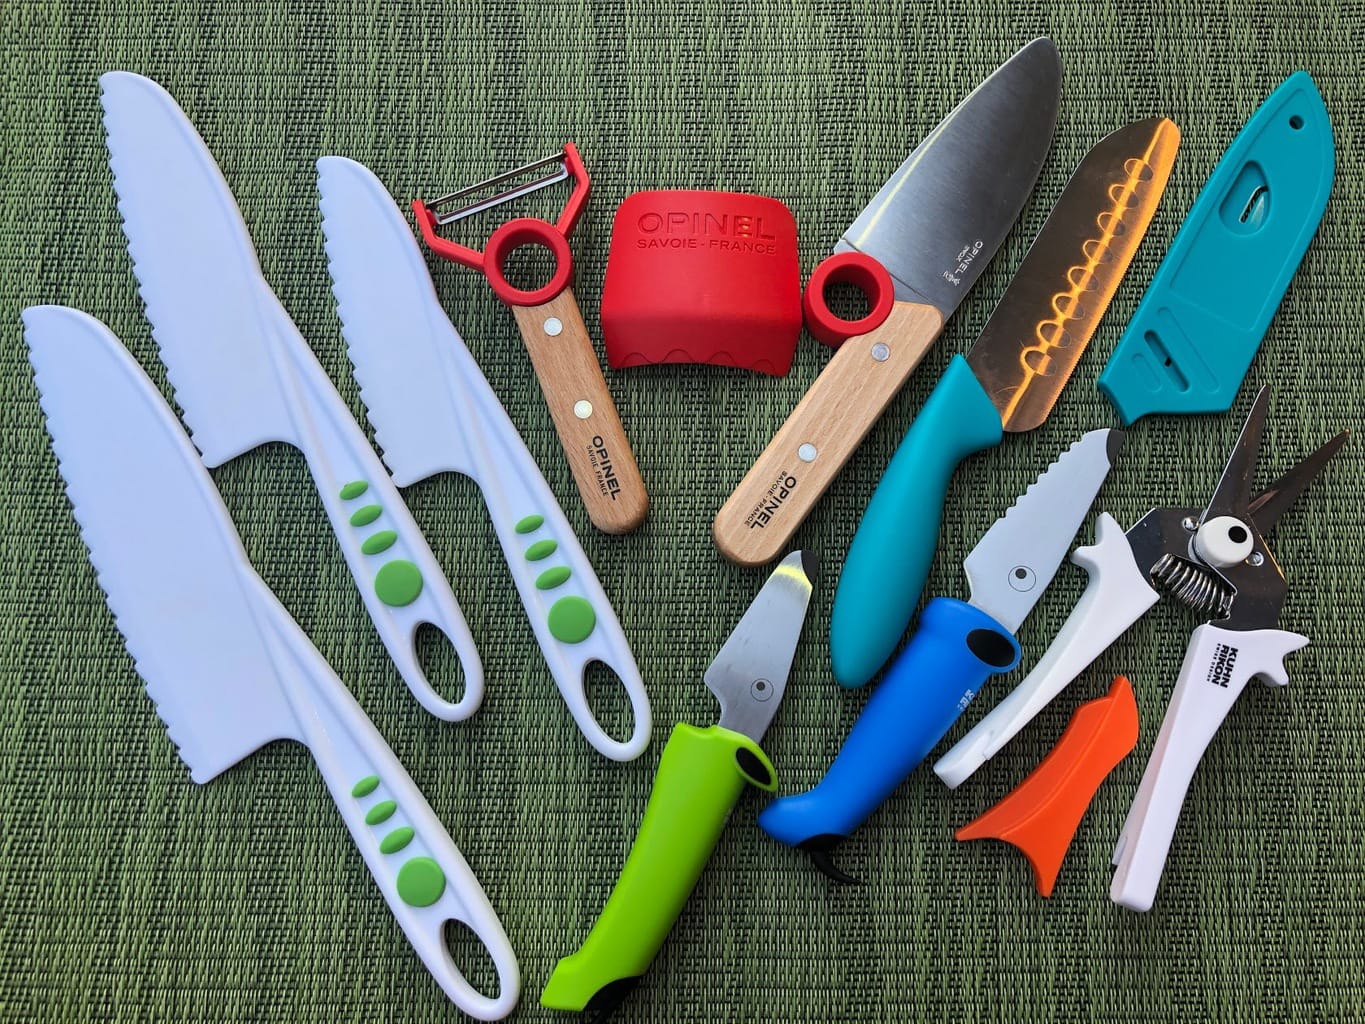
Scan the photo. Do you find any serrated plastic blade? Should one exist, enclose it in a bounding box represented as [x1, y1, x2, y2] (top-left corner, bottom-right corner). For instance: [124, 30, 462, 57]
[317, 155, 478, 485]
[25, 306, 301, 782]
[100, 71, 298, 465]
[964, 428, 1124, 632]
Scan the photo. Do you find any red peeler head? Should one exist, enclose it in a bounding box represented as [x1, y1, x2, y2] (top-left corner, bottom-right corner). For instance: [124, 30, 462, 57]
[412, 143, 590, 308]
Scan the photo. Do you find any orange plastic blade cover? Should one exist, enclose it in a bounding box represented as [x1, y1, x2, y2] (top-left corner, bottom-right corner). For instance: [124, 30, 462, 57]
[956, 675, 1139, 897]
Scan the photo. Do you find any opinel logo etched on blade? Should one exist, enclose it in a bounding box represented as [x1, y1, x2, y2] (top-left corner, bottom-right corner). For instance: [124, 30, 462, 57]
[971, 118, 1181, 433]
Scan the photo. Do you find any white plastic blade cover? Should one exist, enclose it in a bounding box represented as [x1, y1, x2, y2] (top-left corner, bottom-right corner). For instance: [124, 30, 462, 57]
[964, 428, 1124, 633]
[24, 305, 302, 781]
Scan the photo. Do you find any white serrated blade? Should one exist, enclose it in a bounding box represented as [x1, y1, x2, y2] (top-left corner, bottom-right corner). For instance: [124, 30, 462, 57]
[24, 306, 302, 782]
[100, 70, 299, 463]
[964, 428, 1124, 632]
[316, 155, 479, 484]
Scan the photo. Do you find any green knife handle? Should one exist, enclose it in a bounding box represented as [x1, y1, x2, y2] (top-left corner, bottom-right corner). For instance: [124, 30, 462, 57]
[829, 354, 1003, 688]
[541, 723, 776, 1013]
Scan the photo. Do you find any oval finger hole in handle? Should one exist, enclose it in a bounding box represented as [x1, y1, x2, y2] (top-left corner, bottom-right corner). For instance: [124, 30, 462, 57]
[443, 919, 502, 1004]
[415, 622, 473, 708]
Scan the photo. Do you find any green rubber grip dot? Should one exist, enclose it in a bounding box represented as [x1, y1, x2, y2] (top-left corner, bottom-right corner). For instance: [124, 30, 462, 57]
[515, 514, 545, 534]
[526, 539, 558, 561]
[536, 566, 572, 590]
[540, 724, 776, 1011]
[340, 480, 369, 500]
[365, 800, 397, 825]
[361, 529, 398, 555]
[548, 596, 596, 643]
[380, 827, 415, 855]
[396, 856, 446, 908]
[351, 775, 380, 798]
[350, 504, 382, 527]
[374, 560, 423, 607]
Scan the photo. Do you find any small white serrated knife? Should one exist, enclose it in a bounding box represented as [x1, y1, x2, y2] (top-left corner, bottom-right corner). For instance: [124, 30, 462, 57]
[317, 155, 650, 762]
[100, 71, 481, 721]
[24, 305, 519, 1020]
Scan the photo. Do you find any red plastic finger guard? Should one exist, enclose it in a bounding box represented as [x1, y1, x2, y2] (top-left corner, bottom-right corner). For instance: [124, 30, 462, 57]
[601, 191, 803, 375]
[412, 143, 590, 308]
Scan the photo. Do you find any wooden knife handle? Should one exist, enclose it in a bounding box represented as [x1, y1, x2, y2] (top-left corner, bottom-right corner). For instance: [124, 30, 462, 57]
[712, 301, 944, 566]
[512, 287, 648, 534]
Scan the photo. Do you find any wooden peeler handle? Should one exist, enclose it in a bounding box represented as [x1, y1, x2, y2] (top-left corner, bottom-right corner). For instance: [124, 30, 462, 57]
[512, 287, 648, 534]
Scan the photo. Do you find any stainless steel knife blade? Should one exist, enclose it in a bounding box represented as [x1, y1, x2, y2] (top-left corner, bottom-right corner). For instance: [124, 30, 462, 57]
[967, 118, 1181, 432]
[964, 428, 1124, 633]
[705, 551, 817, 743]
[838, 37, 1063, 314]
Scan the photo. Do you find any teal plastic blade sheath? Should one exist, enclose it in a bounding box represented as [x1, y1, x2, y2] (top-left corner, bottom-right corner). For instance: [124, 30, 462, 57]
[829, 355, 1003, 688]
[1098, 71, 1334, 424]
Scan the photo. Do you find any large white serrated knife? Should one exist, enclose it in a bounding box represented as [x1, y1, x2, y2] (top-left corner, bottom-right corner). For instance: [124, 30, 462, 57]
[317, 156, 650, 762]
[24, 305, 518, 1020]
[99, 71, 480, 721]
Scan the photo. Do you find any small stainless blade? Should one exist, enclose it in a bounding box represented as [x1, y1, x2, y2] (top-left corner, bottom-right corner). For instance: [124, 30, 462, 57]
[964, 428, 1124, 633]
[838, 37, 1062, 313]
[967, 118, 1181, 432]
[706, 551, 817, 744]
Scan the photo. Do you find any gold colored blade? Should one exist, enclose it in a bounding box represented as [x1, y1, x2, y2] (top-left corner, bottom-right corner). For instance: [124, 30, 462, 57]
[967, 117, 1181, 432]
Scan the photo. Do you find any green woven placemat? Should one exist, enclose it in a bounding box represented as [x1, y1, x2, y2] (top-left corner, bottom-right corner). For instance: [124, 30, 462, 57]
[3, 1, 1362, 1021]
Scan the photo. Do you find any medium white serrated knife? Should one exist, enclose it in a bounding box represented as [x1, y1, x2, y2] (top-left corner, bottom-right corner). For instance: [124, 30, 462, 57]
[317, 155, 650, 762]
[24, 305, 518, 1020]
[99, 71, 480, 721]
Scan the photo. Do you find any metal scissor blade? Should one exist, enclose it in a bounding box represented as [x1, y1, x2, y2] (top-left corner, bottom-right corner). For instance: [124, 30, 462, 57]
[1202, 386, 1271, 520]
[1248, 429, 1349, 533]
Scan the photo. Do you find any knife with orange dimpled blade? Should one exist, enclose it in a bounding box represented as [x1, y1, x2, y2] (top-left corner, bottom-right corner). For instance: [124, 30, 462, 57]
[830, 117, 1181, 690]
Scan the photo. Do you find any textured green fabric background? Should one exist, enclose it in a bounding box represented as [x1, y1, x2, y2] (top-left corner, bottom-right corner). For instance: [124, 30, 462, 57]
[2, 1, 1362, 1021]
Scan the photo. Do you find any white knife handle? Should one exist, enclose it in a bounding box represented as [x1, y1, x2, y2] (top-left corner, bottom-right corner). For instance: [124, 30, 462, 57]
[278, 327, 483, 721]
[1111, 623, 1307, 912]
[254, 574, 519, 1019]
[934, 513, 1159, 788]
[457, 340, 650, 761]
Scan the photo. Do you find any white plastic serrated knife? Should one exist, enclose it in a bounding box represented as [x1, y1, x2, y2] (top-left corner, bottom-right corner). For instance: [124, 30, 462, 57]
[24, 305, 518, 1020]
[100, 71, 481, 721]
[317, 155, 650, 762]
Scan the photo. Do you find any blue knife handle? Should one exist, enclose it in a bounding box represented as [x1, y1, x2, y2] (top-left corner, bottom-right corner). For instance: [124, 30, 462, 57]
[830, 356, 1002, 688]
[759, 596, 1020, 850]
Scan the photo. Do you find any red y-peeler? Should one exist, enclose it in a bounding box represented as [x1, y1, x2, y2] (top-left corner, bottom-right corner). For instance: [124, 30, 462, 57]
[413, 145, 647, 534]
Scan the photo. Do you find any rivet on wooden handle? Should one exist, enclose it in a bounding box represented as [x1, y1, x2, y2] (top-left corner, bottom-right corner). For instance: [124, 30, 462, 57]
[712, 301, 944, 566]
[513, 287, 648, 534]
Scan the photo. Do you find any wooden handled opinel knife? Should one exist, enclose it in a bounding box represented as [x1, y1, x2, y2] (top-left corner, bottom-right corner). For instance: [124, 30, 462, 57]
[712, 37, 1063, 567]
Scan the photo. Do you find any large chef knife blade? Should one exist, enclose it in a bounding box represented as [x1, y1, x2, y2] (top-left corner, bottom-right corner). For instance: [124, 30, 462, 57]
[100, 71, 481, 720]
[831, 117, 1180, 688]
[25, 305, 518, 1019]
[713, 38, 1063, 567]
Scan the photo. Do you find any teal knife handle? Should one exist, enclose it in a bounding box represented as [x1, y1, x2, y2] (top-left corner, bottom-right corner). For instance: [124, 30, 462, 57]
[1098, 71, 1334, 424]
[830, 355, 1002, 688]
[541, 723, 776, 1014]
